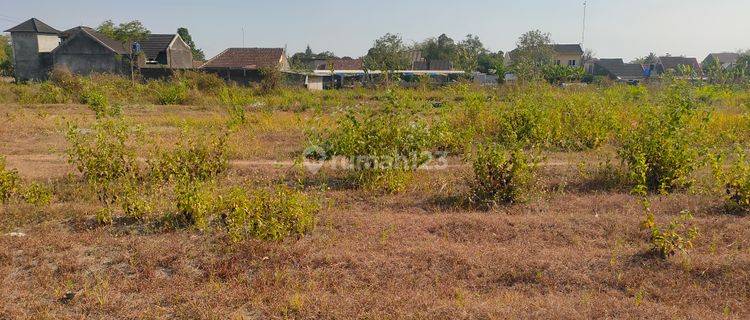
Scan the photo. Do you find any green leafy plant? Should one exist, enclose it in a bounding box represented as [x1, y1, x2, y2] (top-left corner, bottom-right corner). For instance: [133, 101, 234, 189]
[20, 182, 53, 206]
[318, 105, 435, 192]
[469, 144, 538, 207]
[218, 186, 319, 242]
[0, 156, 21, 203]
[65, 118, 141, 207]
[640, 200, 699, 258]
[153, 81, 188, 105]
[618, 80, 709, 194]
[712, 149, 750, 215]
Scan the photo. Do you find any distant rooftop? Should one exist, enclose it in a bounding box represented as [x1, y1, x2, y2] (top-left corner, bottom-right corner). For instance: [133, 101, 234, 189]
[201, 48, 285, 69]
[4, 18, 60, 34]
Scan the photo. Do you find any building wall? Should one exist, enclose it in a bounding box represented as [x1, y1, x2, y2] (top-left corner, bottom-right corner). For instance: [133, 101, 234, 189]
[10, 32, 50, 81]
[202, 68, 262, 86]
[166, 37, 193, 69]
[37, 34, 60, 53]
[554, 53, 583, 67]
[306, 75, 323, 91]
[52, 34, 126, 75]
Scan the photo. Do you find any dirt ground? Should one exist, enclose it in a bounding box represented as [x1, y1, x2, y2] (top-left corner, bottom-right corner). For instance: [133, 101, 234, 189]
[1, 104, 749, 319]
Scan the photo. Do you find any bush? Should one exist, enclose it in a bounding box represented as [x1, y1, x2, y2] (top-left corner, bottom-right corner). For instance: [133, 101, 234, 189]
[219, 186, 319, 242]
[469, 144, 538, 207]
[0, 156, 21, 203]
[149, 129, 230, 183]
[175, 70, 226, 95]
[712, 149, 750, 214]
[20, 182, 53, 206]
[259, 67, 283, 93]
[640, 201, 699, 258]
[65, 118, 140, 206]
[1, 156, 53, 206]
[618, 80, 709, 194]
[171, 179, 215, 230]
[153, 81, 188, 105]
[48, 66, 84, 94]
[81, 86, 121, 118]
[318, 106, 435, 192]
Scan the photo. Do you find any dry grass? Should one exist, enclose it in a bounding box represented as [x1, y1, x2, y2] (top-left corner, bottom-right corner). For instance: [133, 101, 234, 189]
[1, 100, 749, 319]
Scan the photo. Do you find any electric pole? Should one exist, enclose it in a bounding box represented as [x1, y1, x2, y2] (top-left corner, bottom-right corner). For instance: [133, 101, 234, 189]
[581, 1, 587, 48]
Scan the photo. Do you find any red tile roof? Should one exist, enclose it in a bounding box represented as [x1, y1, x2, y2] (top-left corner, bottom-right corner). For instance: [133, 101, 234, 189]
[201, 48, 285, 69]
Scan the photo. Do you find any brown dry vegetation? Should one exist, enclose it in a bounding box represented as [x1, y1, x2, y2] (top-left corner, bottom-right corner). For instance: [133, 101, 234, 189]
[2, 80, 750, 319]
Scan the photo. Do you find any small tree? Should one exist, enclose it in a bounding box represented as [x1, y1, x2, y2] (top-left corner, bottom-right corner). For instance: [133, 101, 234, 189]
[177, 27, 205, 61]
[512, 30, 555, 81]
[454, 34, 487, 73]
[97, 20, 151, 83]
[364, 33, 410, 83]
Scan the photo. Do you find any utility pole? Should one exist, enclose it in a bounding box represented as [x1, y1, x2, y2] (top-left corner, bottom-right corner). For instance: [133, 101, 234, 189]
[581, 1, 588, 48]
[242, 27, 245, 47]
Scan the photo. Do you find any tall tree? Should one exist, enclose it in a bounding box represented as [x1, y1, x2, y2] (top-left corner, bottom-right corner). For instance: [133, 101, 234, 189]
[632, 53, 658, 65]
[97, 20, 150, 83]
[177, 27, 205, 61]
[97, 20, 150, 43]
[454, 34, 488, 72]
[511, 30, 554, 81]
[363, 33, 410, 73]
[477, 50, 504, 75]
[420, 34, 456, 61]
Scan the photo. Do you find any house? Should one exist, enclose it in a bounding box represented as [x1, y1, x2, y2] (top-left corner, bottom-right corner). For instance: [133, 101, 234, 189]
[593, 58, 646, 82]
[702, 52, 741, 69]
[405, 49, 454, 71]
[505, 44, 584, 68]
[4, 18, 62, 81]
[53, 26, 132, 76]
[200, 47, 290, 85]
[4, 18, 194, 81]
[139, 34, 193, 69]
[655, 56, 702, 76]
[551, 44, 584, 67]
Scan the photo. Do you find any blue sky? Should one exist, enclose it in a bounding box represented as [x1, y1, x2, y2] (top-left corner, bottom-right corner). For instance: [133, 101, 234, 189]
[2, 0, 749, 61]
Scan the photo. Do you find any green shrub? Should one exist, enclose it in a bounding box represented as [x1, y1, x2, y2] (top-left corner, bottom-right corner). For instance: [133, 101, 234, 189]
[38, 82, 69, 104]
[65, 118, 140, 205]
[640, 201, 699, 258]
[80, 87, 121, 119]
[0, 156, 21, 203]
[218, 186, 319, 242]
[218, 86, 255, 107]
[20, 182, 53, 206]
[175, 70, 225, 95]
[171, 179, 214, 230]
[618, 80, 709, 194]
[149, 130, 230, 183]
[153, 81, 188, 105]
[469, 144, 538, 207]
[712, 149, 750, 214]
[319, 106, 435, 192]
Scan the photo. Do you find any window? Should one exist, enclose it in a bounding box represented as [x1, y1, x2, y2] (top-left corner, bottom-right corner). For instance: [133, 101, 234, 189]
[568, 60, 577, 66]
[555, 60, 561, 65]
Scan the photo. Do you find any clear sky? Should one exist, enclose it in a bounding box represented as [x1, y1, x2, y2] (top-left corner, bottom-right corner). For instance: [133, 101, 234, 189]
[2, 0, 748, 61]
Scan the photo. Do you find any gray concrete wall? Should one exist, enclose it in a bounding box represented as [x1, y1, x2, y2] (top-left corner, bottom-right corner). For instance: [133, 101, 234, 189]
[52, 33, 127, 75]
[167, 37, 193, 69]
[11, 32, 51, 81]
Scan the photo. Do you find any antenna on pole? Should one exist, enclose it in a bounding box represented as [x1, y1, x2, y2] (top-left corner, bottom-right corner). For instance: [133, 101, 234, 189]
[242, 27, 245, 47]
[581, 1, 587, 48]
